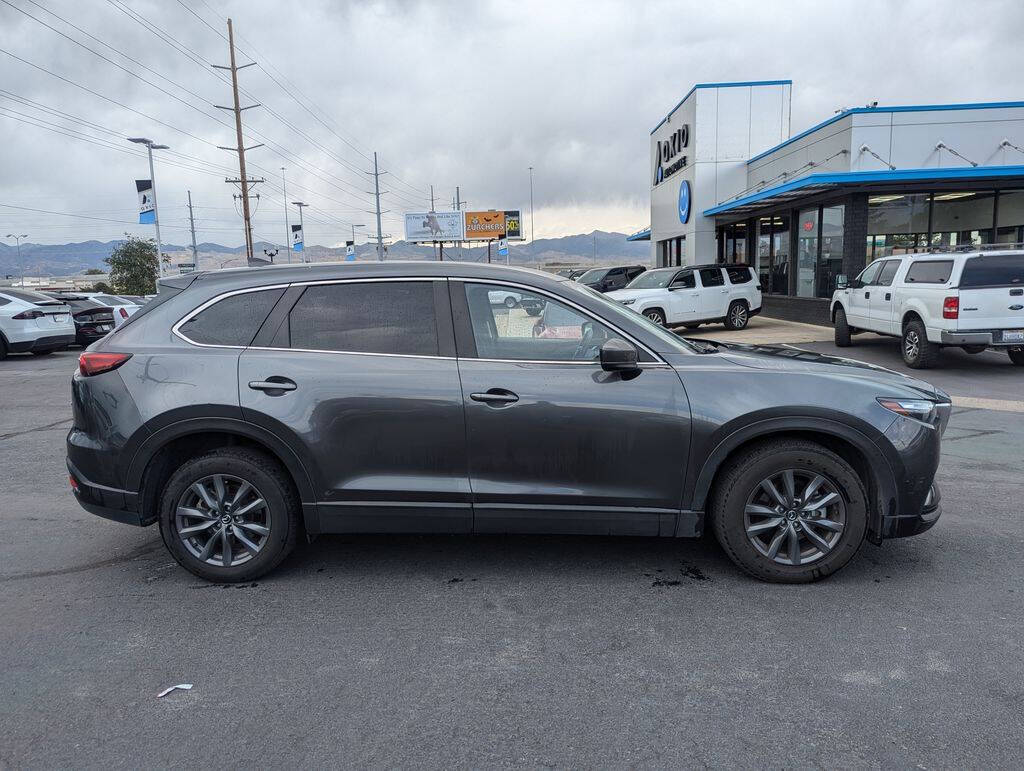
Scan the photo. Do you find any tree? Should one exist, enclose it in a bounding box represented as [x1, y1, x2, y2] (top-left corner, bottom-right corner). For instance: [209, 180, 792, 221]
[105, 235, 157, 295]
[92, 281, 112, 293]
[84, 268, 105, 275]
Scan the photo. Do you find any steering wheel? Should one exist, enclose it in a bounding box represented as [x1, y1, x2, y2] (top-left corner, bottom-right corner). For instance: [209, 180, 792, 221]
[572, 323, 600, 361]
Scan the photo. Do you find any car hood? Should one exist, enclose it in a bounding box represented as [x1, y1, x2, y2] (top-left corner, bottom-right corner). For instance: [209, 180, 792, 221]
[695, 340, 948, 400]
[606, 288, 665, 303]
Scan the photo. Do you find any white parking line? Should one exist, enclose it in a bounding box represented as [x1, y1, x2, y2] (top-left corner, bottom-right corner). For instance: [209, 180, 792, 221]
[951, 395, 1024, 413]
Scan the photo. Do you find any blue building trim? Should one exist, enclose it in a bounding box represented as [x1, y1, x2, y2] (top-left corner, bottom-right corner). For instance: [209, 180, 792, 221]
[702, 165, 1024, 217]
[747, 101, 1024, 166]
[626, 227, 651, 242]
[650, 80, 792, 135]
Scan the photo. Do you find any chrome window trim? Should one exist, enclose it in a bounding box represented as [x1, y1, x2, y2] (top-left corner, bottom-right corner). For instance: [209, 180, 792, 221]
[247, 345, 456, 361]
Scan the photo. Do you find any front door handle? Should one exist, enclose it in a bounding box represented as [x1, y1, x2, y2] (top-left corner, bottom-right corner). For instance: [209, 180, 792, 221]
[248, 378, 296, 393]
[885, 292, 892, 301]
[470, 389, 519, 406]
[864, 291, 871, 299]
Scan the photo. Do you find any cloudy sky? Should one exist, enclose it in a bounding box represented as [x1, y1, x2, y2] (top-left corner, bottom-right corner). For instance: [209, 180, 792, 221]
[1, 0, 1022, 248]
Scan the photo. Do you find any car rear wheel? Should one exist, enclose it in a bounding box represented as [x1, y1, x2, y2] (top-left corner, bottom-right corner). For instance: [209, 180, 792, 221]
[724, 301, 749, 330]
[710, 439, 867, 583]
[834, 307, 852, 347]
[158, 448, 300, 582]
[902, 319, 940, 369]
[644, 308, 666, 326]
[1009, 346, 1024, 366]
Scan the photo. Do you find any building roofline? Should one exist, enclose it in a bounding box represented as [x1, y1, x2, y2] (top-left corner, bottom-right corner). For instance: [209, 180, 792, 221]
[747, 101, 1024, 166]
[702, 164, 1024, 217]
[650, 80, 792, 135]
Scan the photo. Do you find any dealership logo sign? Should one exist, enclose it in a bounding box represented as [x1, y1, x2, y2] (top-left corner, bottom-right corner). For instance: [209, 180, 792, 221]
[654, 124, 689, 185]
[678, 180, 691, 224]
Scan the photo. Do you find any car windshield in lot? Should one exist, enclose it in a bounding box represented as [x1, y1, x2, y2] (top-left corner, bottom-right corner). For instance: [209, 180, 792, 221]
[578, 268, 609, 284]
[626, 268, 676, 289]
[93, 294, 135, 306]
[959, 254, 1024, 287]
[2, 288, 67, 305]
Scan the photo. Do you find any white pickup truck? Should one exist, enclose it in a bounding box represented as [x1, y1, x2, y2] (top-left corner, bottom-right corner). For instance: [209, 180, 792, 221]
[830, 249, 1024, 368]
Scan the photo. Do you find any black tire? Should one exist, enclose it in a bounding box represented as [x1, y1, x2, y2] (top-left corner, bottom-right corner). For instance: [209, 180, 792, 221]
[31, 350, 54, 356]
[1009, 346, 1024, 366]
[0, 337, 8, 360]
[682, 323, 701, 329]
[503, 295, 517, 309]
[902, 318, 940, 369]
[158, 448, 301, 582]
[724, 300, 749, 330]
[834, 307, 852, 347]
[961, 345, 987, 354]
[644, 308, 666, 326]
[710, 439, 868, 583]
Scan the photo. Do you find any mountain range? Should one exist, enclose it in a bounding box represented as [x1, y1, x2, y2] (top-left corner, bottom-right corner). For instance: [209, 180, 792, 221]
[0, 231, 650, 277]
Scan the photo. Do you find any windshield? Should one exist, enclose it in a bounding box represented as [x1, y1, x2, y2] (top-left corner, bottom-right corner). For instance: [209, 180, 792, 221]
[627, 268, 675, 289]
[562, 280, 700, 354]
[578, 268, 609, 283]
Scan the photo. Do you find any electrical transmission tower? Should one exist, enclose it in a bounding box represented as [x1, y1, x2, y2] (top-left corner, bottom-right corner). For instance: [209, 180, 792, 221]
[214, 18, 264, 265]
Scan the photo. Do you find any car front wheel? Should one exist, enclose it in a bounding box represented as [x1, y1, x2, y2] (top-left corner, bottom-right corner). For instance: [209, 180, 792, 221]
[710, 439, 867, 583]
[644, 308, 666, 326]
[724, 301, 749, 330]
[158, 448, 300, 582]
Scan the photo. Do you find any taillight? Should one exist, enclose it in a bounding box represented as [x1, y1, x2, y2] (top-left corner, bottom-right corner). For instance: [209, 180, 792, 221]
[119, 307, 129, 319]
[12, 309, 44, 320]
[943, 296, 959, 319]
[79, 352, 132, 377]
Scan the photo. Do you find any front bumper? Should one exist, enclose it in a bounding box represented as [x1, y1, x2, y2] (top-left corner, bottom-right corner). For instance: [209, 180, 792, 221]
[67, 458, 146, 526]
[8, 333, 76, 353]
[940, 329, 1024, 347]
[881, 482, 942, 538]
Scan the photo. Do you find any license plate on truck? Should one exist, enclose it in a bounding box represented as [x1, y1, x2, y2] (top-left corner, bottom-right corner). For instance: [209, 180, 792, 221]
[1003, 330, 1024, 343]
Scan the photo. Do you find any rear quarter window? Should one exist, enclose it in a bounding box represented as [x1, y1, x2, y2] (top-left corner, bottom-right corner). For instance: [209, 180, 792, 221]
[904, 260, 953, 284]
[725, 266, 753, 284]
[177, 288, 285, 347]
[699, 268, 725, 287]
[959, 255, 1024, 288]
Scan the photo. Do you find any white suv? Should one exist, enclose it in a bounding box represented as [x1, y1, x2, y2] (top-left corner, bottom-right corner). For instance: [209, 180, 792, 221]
[830, 249, 1024, 368]
[607, 264, 762, 330]
[0, 288, 76, 359]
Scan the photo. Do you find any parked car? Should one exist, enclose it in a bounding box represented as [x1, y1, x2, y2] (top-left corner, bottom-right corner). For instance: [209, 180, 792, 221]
[80, 293, 141, 327]
[487, 289, 544, 315]
[577, 265, 647, 293]
[68, 262, 949, 584]
[43, 293, 116, 347]
[0, 288, 76, 359]
[607, 263, 762, 330]
[831, 249, 1024, 368]
[555, 268, 588, 280]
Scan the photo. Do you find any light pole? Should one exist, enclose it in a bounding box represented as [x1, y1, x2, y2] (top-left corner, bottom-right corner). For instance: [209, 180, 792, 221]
[528, 166, 535, 243]
[291, 201, 307, 262]
[127, 137, 169, 280]
[5, 234, 28, 286]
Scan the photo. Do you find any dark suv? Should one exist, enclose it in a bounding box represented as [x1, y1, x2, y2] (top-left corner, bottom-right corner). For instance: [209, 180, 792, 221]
[68, 262, 949, 583]
[577, 265, 646, 292]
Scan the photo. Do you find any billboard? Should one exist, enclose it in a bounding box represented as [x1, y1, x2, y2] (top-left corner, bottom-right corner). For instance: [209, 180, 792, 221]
[405, 211, 464, 241]
[463, 210, 506, 241]
[503, 210, 523, 240]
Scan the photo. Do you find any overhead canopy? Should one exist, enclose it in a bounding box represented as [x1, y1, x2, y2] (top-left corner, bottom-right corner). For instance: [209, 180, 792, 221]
[626, 227, 651, 241]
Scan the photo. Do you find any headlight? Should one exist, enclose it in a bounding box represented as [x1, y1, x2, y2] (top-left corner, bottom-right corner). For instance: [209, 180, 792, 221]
[877, 398, 936, 424]
[619, 298, 636, 306]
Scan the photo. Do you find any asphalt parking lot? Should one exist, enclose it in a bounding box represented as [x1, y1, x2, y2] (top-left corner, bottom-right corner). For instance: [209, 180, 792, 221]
[2, 342, 1023, 768]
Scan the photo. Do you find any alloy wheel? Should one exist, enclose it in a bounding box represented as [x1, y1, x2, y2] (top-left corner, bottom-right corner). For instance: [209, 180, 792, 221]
[904, 330, 920, 360]
[743, 469, 847, 566]
[645, 310, 664, 325]
[175, 474, 271, 567]
[730, 304, 747, 327]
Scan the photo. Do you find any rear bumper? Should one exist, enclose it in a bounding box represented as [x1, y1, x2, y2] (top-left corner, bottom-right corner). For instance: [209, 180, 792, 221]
[881, 482, 941, 538]
[67, 458, 146, 526]
[8, 333, 76, 353]
[939, 329, 1023, 347]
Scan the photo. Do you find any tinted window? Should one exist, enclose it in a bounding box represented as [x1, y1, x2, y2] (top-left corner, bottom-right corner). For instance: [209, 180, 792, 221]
[671, 271, 696, 289]
[905, 260, 953, 284]
[625, 267, 646, 280]
[856, 261, 883, 285]
[628, 269, 675, 289]
[465, 283, 616, 362]
[959, 255, 1024, 288]
[288, 281, 438, 356]
[2, 288, 63, 304]
[875, 261, 901, 286]
[699, 268, 725, 287]
[578, 268, 609, 283]
[179, 288, 284, 347]
[725, 266, 753, 284]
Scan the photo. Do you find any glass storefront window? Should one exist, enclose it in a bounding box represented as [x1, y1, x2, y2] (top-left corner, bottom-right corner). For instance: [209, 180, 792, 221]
[818, 205, 844, 298]
[796, 207, 818, 297]
[996, 190, 1024, 244]
[931, 191, 994, 247]
[757, 217, 771, 287]
[771, 215, 790, 294]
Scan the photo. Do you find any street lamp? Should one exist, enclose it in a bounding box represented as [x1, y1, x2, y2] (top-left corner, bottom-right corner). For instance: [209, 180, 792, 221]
[290, 201, 308, 262]
[127, 137, 169, 280]
[5, 234, 28, 287]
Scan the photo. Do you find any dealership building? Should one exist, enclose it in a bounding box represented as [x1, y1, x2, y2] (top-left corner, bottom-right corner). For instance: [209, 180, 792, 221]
[633, 80, 1024, 323]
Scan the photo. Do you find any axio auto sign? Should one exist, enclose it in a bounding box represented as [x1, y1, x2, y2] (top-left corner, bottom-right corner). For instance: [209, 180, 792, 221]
[653, 124, 689, 185]
[677, 180, 691, 224]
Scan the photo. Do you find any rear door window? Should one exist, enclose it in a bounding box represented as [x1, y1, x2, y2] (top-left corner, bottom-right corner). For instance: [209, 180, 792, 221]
[698, 268, 725, 287]
[286, 281, 439, 356]
[178, 288, 285, 347]
[905, 260, 953, 284]
[875, 260, 901, 286]
[725, 266, 753, 284]
[959, 255, 1024, 288]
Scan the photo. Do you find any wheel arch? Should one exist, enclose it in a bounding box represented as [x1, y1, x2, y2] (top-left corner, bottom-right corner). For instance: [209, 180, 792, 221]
[901, 307, 925, 330]
[690, 416, 898, 544]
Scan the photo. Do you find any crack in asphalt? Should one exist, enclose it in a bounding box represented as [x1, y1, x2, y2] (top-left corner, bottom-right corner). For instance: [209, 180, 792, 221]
[0, 542, 163, 582]
[0, 418, 73, 441]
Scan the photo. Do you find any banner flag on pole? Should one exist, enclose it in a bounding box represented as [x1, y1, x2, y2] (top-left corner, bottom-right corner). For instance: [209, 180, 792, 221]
[136, 179, 155, 224]
[345, 240, 355, 261]
[291, 223, 304, 252]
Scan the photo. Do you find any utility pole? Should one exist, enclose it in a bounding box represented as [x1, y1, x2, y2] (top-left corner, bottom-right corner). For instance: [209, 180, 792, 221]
[4, 234, 28, 286]
[291, 201, 307, 262]
[127, 137, 167, 279]
[281, 167, 291, 263]
[455, 186, 462, 261]
[529, 166, 535, 242]
[214, 18, 264, 265]
[367, 151, 386, 261]
[187, 190, 199, 268]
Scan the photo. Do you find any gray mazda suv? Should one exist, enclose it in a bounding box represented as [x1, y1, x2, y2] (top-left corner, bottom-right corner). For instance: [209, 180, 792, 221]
[67, 262, 949, 583]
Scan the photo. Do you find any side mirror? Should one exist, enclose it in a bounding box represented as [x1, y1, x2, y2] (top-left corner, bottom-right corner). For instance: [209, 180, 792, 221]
[600, 337, 639, 373]
[836, 274, 849, 290]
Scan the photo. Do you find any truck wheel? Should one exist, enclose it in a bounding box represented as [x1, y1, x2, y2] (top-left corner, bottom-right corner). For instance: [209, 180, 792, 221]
[710, 439, 867, 583]
[724, 301, 749, 330]
[961, 345, 987, 354]
[1009, 347, 1024, 366]
[902, 319, 940, 369]
[834, 307, 852, 347]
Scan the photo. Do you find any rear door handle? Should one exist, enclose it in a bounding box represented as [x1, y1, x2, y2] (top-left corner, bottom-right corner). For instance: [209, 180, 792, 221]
[248, 378, 296, 393]
[864, 291, 871, 299]
[470, 389, 519, 405]
[885, 292, 892, 301]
